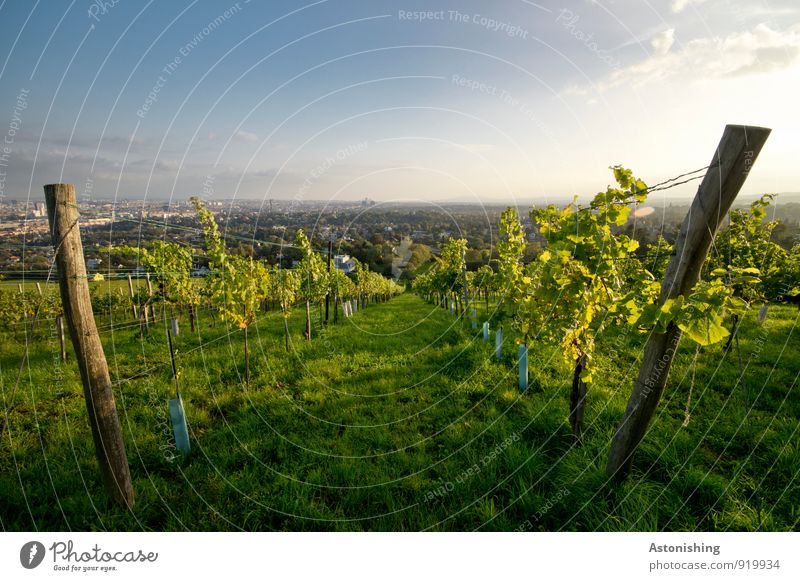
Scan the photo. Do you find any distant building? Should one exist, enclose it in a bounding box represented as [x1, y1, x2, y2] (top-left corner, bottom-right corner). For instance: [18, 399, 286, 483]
[86, 258, 102, 269]
[28, 202, 46, 219]
[334, 254, 356, 273]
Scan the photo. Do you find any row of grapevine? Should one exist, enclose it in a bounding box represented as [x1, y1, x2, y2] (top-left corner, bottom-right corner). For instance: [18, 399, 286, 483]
[190, 198, 403, 385]
[416, 166, 800, 449]
[0, 200, 403, 389]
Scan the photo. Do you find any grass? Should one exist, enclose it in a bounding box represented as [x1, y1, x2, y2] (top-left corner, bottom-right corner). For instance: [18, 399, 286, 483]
[1, 293, 798, 531]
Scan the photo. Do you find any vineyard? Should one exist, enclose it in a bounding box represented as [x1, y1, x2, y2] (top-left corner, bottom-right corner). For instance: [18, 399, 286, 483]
[2, 129, 800, 531]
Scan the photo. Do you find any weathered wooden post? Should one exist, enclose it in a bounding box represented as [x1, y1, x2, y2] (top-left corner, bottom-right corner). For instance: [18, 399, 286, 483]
[56, 316, 67, 362]
[44, 183, 135, 508]
[461, 246, 469, 315]
[126, 274, 137, 320]
[325, 238, 332, 325]
[606, 125, 771, 481]
[145, 273, 156, 321]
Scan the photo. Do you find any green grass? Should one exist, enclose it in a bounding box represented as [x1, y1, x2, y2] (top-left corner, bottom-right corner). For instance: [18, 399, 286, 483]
[1, 294, 798, 531]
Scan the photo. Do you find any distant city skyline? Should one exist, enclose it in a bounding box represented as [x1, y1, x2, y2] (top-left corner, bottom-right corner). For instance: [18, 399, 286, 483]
[1, 1, 798, 206]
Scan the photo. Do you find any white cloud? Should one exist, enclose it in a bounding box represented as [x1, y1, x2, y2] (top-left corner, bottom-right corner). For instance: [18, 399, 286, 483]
[599, 22, 800, 90]
[671, 0, 708, 14]
[651, 28, 675, 56]
[234, 130, 258, 143]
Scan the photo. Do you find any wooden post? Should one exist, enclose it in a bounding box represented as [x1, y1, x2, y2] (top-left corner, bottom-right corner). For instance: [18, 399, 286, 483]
[126, 275, 137, 320]
[569, 354, 588, 446]
[56, 316, 67, 362]
[325, 239, 332, 325]
[305, 300, 312, 341]
[461, 246, 469, 315]
[606, 125, 771, 481]
[243, 326, 250, 388]
[146, 273, 156, 321]
[44, 183, 135, 508]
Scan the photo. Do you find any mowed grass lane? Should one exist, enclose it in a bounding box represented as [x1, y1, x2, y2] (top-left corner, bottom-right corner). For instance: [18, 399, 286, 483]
[1, 294, 798, 531]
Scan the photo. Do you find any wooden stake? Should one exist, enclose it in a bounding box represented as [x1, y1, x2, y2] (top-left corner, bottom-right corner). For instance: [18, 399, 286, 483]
[127, 274, 137, 320]
[44, 183, 134, 508]
[325, 239, 332, 325]
[56, 316, 67, 362]
[146, 273, 156, 321]
[305, 300, 312, 341]
[606, 125, 771, 481]
[569, 354, 587, 446]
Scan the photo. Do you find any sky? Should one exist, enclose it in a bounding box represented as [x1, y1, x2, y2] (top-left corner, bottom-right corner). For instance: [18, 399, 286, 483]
[0, 0, 798, 207]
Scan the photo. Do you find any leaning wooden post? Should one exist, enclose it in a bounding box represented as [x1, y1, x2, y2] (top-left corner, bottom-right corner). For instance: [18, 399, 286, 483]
[146, 273, 156, 321]
[56, 316, 67, 362]
[126, 274, 138, 320]
[606, 125, 771, 481]
[44, 183, 135, 508]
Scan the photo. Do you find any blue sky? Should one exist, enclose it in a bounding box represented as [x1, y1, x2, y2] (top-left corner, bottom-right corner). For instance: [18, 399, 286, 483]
[1, 0, 798, 205]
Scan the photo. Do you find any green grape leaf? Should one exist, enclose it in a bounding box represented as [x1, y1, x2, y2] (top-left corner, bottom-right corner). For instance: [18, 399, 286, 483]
[677, 315, 729, 346]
